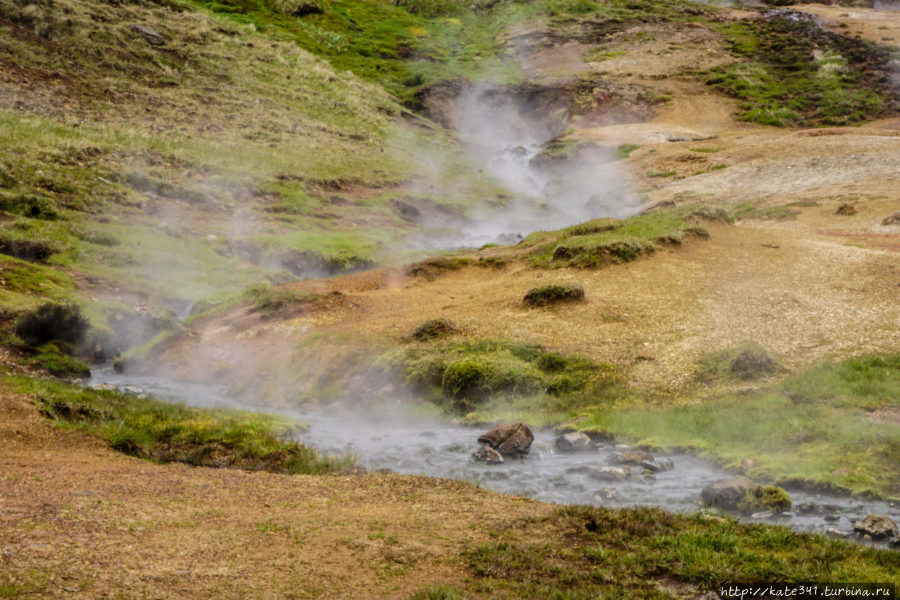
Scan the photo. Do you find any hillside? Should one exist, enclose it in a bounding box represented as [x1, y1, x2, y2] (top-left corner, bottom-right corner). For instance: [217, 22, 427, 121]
[1, 0, 899, 596]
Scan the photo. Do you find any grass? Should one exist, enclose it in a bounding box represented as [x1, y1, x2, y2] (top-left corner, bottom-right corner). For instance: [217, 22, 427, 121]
[379, 338, 620, 416]
[523, 284, 585, 307]
[455, 506, 899, 598]
[709, 17, 896, 126]
[521, 204, 732, 269]
[244, 284, 322, 313]
[8, 375, 353, 474]
[697, 341, 780, 383]
[580, 354, 900, 498]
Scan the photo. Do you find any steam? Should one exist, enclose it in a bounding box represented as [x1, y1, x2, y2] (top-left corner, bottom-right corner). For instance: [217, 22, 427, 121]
[401, 81, 641, 250]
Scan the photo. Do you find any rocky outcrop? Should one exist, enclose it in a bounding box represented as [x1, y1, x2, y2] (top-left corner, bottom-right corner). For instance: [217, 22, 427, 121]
[477, 423, 534, 457]
[853, 514, 899, 540]
[471, 445, 504, 464]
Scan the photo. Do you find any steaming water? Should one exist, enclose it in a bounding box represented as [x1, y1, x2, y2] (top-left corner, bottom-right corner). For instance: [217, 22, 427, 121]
[90, 367, 900, 546]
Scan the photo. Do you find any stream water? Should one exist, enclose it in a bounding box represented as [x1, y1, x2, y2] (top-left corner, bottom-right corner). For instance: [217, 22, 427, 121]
[90, 367, 900, 547]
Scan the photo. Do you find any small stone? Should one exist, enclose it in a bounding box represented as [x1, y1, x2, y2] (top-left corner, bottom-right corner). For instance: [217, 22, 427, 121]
[797, 501, 824, 515]
[131, 24, 165, 46]
[826, 527, 849, 539]
[751, 511, 774, 519]
[478, 423, 534, 457]
[835, 203, 857, 216]
[824, 514, 841, 523]
[881, 211, 900, 226]
[594, 487, 617, 500]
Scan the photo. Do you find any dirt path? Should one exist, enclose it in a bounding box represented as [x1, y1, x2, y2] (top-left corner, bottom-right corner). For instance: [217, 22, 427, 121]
[0, 388, 552, 599]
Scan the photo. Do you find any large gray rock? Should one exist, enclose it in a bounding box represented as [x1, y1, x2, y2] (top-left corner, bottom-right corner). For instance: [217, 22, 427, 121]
[555, 431, 592, 453]
[700, 477, 757, 510]
[853, 515, 899, 540]
[477, 423, 534, 457]
[585, 466, 629, 482]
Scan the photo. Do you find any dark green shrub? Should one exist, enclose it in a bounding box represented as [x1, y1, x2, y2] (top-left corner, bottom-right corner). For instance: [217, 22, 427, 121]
[15, 303, 89, 348]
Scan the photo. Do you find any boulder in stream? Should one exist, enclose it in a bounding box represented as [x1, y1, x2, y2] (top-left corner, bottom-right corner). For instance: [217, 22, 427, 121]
[471, 444, 503, 465]
[477, 423, 534, 457]
[853, 514, 899, 540]
[610, 450, 668, 473]
[700, 477, 757, 510]
[585, 466, 629, 482]
[555, 431, 592, 453]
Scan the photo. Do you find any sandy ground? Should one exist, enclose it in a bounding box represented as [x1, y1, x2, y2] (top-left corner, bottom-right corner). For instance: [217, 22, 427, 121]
[0, 391, 552, 599]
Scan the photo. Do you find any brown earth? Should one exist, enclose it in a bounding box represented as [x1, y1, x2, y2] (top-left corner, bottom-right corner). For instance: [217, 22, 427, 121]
[0, 389, 556, 599]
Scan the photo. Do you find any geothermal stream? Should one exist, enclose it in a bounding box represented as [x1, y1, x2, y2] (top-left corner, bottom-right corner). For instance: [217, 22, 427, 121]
[90, 367, 900, 547]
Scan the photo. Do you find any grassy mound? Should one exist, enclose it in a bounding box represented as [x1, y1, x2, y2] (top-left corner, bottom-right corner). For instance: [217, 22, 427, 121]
[411, 318, 460, 341]
[380, 338, 619, 415]
[10, 376, 352, 474]
[523, 284, 585, 307]
[519, 205, 731, 269]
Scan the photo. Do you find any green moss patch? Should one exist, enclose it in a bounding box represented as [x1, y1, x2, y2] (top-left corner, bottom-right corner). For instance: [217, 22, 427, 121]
[738, 485, 792, 514]
[9, 376, 352, 474]
[523, 284, 585, 307]
[522, 204, 731, 269]
[709, 16, 897, 126]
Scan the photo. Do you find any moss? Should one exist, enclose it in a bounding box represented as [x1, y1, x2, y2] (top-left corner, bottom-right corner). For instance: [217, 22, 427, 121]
[245, 285, 322, 313]
[411, 318, 460, 341]
[523, 284, 585, 307]
[10, 375, 352, 474]
[738, 485, 792, 514]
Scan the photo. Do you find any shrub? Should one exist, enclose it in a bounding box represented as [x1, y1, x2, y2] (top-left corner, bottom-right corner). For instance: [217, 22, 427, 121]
[523, 284, 585, 307]
[15, 303, 89, 348]
[442, 357, 492, 399]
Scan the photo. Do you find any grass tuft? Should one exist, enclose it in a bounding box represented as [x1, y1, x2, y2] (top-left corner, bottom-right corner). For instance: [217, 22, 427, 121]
[523, 284, 585, 307]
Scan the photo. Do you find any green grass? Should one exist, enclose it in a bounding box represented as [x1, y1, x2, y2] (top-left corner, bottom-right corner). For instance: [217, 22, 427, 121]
[378, 338, 620, 416]
[244, 284, 322, 313]
[709, 18, 895, 126]
[581, 354, 900, 498]
[457, 506, 899, 598]
[523, 284, 585, 307]
[7, 375, 353, 474]
[521, 204, 732, 269]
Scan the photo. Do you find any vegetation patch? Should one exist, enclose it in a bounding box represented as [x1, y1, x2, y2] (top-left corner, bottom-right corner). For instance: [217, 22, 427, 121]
[406, 256, 473, 279]
[709, 15, 897, 126]
[458, 506, 899, 598]
[411, 318, 460, 341]
[380, 338, 618, 415]
[586, 354, 900, 498]
[245, 285, 323, 314]
[14, 302, 89, 350]
[521, 205, 731, 269]
[523, 284, 585, 307]
[698, 341, 780, 383]
[10, 376, 352, 474]
[738, 485, 792, 514]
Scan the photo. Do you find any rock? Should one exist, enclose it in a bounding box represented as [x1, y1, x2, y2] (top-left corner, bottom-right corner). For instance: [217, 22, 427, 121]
[477, 423, 534, 457]
[882, 211, 900, 226]
[87, 383, 116, 391]
[700, 477, 757, 510]
[890, 537, 900, 548]
[826, 527, 849, 539]
[555, 431, 592, 453]
[471, 445, 503, 464]
[657, 458, 675, 471]
[751, 511, 774, 519]
[797, 501, 825, 515]
[835, 203, 857, 216]
[611, 450, 664, 473]
[853, 515, 899, 540]
[585, 466, 629, 482]
[594, 487, 617, 501]
[123, 386, 144, 395]
[824, 514, 841, 523]
[131, 24, 165, 46]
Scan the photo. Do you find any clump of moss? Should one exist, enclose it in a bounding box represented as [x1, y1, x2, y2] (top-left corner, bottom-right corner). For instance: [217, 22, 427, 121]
[523, 284, 585, 307]
[412, 318, 460, 341]
[14, 376, 352, 474]
[28, 344, 91, 378]
[698, 341, 780, 383]
[245, 285, 321, 313]
[738, 485, 792, 513]
[406, 256, 473, 279]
